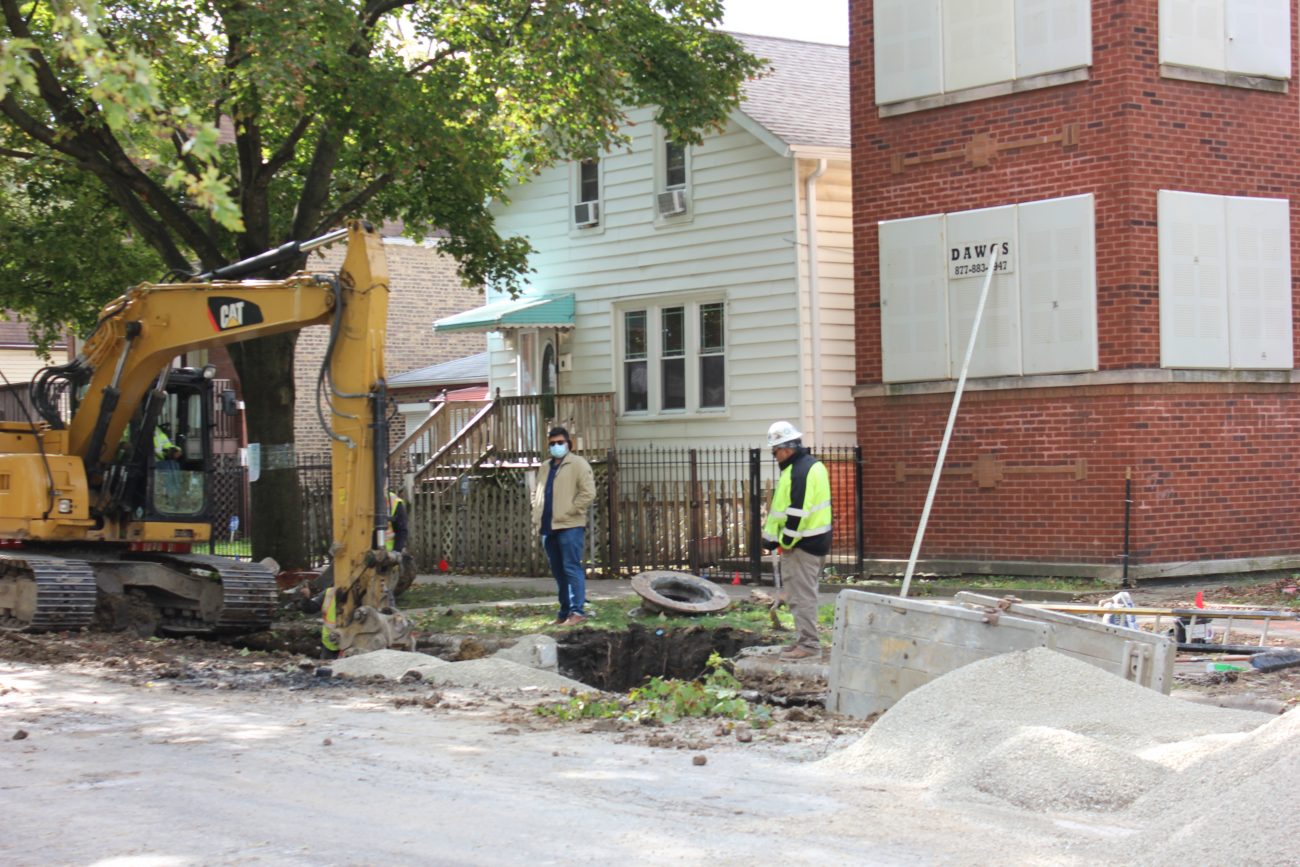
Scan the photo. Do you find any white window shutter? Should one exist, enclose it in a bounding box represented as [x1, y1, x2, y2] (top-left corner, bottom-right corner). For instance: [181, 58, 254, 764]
[1160, 0, 1226, 70]
[943, 0, 1015, 91]
[874, 0, 944, 104]
[1016, 0, 1092, 78]
[1159, 190, 1230, 368]
[880, 216, 950, 383]
[1225, 0, 1291, 78]
[1226, 196, 1292, 369]
[1018, 195, 1098, 375]
[946, 205, 1020, 378]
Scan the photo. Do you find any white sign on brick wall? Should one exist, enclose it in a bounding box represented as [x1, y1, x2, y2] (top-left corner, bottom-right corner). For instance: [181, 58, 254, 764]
[948, 238, 1015, 278]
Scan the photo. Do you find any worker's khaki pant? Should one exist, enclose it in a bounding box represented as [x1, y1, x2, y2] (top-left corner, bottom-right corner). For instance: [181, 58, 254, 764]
[782, 547, 825, 650]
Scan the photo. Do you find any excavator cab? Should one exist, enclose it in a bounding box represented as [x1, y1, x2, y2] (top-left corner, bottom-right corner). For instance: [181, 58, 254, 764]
[102, 366, 216, 527]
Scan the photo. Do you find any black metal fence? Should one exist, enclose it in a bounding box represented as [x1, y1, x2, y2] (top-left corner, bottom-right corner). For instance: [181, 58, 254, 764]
[208, 453, 333, 567]
[408, 444, 864, 579]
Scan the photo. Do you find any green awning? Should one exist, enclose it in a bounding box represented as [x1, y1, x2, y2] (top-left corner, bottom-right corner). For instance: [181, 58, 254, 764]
[433, 294, 575, 334]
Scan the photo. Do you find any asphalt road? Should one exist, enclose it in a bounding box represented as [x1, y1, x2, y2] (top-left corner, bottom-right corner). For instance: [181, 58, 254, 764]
[1, 663, 1098, 867]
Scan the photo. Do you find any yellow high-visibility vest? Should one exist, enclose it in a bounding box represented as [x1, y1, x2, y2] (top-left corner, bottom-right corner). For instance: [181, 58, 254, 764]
[321, 588, 338, 652]
[763, 456, 832, 551]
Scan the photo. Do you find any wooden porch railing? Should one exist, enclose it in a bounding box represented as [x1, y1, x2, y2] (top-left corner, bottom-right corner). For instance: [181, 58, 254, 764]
[391, 392, 614, 493]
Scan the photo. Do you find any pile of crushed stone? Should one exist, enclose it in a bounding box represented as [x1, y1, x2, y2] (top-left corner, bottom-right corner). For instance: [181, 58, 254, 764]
[1129, 708, 1299, 866]
[329, 648, 585, 692]
[329, 649, 449, 680]
[419, 658, 587, 691]
[821, 649, 1268, 816]
[821, 648, 1295, 864]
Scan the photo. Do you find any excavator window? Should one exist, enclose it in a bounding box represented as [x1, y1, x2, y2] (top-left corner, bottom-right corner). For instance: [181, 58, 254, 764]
[148, 382, 207, 518]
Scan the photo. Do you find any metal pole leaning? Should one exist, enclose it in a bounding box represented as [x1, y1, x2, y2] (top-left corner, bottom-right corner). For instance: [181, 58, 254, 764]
[900, 248, 999, 598]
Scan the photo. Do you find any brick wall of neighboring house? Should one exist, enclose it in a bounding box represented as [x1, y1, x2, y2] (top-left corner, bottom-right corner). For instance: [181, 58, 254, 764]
[852, 1, 1300, 567]
[292, 239, 486, 458]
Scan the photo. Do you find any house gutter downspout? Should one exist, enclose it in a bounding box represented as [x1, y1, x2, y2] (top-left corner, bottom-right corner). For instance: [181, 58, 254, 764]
[805, 159, 828, 445]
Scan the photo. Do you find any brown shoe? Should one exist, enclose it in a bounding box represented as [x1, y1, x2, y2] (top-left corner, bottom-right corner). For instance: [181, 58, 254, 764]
[563, 613, 588, 626]
[779, 645, 819, 661]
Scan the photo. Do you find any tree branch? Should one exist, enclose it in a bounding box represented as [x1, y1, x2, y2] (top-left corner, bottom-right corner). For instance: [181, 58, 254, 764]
[1, 0, 77, 121]
[312, 172, 394, 236]
[0, 145, 38, 159]
[361, 0, 416, 33]
[262, 114, 313, 179]
[291, 122, 345, 240]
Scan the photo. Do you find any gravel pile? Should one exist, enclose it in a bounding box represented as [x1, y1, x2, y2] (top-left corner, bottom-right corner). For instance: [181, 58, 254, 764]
[1131, 708, 1300, 866]
[821, 648, 1273, 813]
[421, 657, 588, 692]
[327, 648, 587, 692]
[970, 726, 1169, 812]
[329, 649, 449, 680]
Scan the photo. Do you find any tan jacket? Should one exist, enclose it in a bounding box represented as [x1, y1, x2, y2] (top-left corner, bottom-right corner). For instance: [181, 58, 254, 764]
[531, 452, 596, 533]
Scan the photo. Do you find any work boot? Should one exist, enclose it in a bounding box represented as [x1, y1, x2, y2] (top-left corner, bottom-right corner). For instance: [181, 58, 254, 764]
[563, 613, 588, 626]
[779, 645, 819, 661]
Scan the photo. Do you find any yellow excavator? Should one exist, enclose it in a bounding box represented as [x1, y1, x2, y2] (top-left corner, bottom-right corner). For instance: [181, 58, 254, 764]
[0, 221, 411, 654]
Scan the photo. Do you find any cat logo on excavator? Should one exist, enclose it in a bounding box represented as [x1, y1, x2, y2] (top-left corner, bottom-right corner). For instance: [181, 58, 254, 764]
[206, 296, 265, 331]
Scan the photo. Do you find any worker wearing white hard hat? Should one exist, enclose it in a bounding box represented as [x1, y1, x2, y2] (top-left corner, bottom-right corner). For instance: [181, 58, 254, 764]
[761, 421, 832, 661]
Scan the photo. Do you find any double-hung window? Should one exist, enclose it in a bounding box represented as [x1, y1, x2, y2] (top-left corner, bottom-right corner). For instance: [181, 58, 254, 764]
[572, 158, 602, 230]
[620, 299, 726, 415]
[655, 129, 692, 221]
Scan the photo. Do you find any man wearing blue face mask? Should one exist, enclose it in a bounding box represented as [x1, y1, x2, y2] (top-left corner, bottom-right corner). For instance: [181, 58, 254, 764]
[532, 425, 596, 625]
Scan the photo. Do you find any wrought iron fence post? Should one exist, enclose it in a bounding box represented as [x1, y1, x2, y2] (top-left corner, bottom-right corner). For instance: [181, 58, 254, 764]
[748, 447, 762, 583]
[854, 444, 865, 580]
[688, 448, 701, 574]
[606, 449, 619, 576]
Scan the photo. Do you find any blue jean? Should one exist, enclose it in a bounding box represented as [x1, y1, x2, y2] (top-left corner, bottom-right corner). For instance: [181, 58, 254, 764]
[542, 527, 586, 619]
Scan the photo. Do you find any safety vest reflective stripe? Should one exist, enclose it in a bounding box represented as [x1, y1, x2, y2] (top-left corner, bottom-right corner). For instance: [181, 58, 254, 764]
[763, 456, 832, 551]
[321, 588, 339, 651]
[153, 428, 173, 458]
[782, 524, 832, 540]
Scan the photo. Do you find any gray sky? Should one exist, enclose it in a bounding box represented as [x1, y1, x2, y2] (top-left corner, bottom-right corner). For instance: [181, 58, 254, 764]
[721, 0, 848, 45]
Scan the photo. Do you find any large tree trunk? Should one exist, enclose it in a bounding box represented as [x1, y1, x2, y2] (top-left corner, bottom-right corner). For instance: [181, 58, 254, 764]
[228, 332, 308, 569]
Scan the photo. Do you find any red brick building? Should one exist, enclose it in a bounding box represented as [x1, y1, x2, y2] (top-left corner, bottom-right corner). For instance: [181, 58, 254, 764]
[853, 0, 1300, 578]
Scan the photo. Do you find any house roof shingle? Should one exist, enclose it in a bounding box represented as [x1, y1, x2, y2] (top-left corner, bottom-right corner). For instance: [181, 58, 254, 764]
[388, 351, 489, 389]
[732, 32, 849, 152]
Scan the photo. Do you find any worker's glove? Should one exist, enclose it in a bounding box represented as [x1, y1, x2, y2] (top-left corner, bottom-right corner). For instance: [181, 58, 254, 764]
[761, 540, 777, 553]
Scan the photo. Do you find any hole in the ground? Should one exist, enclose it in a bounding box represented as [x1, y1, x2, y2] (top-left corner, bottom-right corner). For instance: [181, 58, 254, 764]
[557, 624, 766, 692]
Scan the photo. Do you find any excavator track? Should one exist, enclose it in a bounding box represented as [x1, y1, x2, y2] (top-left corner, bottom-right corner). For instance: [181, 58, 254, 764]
[0, 555, 98, 633]
[146, 553, 278, 634]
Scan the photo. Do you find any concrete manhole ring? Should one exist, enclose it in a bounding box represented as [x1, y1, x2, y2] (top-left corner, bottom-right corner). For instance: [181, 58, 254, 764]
[630, 570, 731, 615]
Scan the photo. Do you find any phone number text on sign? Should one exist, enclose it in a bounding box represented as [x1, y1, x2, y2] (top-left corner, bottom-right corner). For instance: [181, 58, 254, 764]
[948, 239, 1015, 279]
[951, 258, 1012, 278]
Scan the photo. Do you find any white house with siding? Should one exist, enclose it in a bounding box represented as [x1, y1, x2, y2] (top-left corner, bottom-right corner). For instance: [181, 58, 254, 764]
[434, 33, 854, 450]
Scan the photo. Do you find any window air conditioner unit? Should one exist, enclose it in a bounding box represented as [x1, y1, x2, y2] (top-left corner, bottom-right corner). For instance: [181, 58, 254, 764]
[656, 189, 688, 217]
[573, 201, 600, 227]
